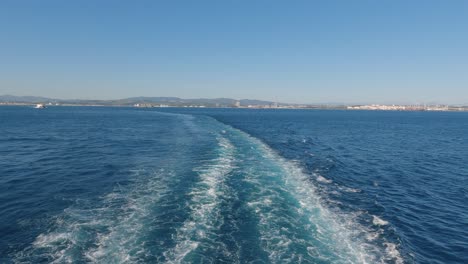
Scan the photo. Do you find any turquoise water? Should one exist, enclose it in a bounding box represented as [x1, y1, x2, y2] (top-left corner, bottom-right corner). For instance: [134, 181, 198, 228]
[1, 107, 467, 263]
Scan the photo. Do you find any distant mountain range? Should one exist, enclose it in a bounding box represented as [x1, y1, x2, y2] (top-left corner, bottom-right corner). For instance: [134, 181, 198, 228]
[0, 95, 282, 107]
[0, 95, 55, 103]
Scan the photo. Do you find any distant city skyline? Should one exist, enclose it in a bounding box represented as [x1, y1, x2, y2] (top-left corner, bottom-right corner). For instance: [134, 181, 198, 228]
[1, 1, 467, 104]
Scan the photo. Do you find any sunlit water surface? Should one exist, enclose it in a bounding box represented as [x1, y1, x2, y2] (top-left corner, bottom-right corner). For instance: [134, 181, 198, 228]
[1, 106, 467, 263]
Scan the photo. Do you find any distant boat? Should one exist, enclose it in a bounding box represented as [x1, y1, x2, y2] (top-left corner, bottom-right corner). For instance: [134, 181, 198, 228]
[35, 103, 45, 109]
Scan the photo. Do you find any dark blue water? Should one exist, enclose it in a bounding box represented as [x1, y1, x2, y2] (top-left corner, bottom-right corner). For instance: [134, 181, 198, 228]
[1, 106, 467, 263]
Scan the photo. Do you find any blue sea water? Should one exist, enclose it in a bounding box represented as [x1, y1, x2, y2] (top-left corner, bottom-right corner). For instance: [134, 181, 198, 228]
[0, 106, 467, 263]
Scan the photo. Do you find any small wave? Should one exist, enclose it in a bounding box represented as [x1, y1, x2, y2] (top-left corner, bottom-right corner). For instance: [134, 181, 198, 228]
[338, 185, 362, 193]
[316, 174, 333, 184]
[372, 215, 389, 226]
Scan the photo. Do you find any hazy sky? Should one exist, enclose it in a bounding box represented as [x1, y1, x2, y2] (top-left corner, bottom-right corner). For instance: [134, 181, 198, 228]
[1, 0, 467, 104]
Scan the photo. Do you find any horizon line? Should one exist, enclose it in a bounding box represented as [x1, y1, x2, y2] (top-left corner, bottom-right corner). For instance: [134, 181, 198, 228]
[1, 94, 466, 106]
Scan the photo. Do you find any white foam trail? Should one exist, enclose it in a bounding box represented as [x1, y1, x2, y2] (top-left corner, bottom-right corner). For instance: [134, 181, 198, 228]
[316, 174, 333, 184]
[384, 242, 404, 264]
[163, 137, 235, 263]
[30, 232, 74, 264]
[86, 170, 173, 263]
[225, 125, 402, 264]
[16, 169, 173, 263]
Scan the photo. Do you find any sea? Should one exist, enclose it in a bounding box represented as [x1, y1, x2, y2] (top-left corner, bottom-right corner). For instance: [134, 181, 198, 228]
[0, 106, 467, 264]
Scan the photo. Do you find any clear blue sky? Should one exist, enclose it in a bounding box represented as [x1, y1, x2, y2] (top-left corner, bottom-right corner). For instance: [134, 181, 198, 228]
[1, 0, 467, 104]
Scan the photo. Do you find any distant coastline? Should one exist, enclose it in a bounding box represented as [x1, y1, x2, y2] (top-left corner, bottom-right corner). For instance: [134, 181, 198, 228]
[1, 95, 467, 111]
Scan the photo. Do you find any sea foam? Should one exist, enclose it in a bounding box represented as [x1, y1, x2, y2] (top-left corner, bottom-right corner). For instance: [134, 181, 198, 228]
[163, 136, 235, 263]
[219, 122, 403, 264]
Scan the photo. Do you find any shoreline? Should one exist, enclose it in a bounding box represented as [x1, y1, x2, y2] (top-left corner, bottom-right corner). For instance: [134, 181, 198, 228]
[1, 103, 467, 112]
